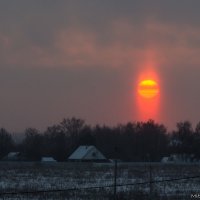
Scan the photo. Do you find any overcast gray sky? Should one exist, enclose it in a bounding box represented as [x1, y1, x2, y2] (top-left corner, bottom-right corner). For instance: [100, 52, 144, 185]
[1, 1, 200, 131]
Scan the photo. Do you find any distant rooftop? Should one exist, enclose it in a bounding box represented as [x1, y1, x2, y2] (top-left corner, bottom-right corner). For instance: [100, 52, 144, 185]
[41, 157, 56, 162]
[68, 145, 106, 160]
[7, 152, 20, 157]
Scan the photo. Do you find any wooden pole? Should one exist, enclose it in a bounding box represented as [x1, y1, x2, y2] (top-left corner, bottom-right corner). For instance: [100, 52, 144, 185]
[149, 163, 153, 200]
[114, 159, 117, 200]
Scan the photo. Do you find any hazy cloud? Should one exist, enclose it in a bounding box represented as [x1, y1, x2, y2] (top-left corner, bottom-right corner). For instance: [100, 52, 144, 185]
[0, 1, 200, 131]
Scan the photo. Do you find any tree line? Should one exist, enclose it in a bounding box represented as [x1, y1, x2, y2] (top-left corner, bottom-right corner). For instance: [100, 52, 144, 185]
[1, 118, 200, 162]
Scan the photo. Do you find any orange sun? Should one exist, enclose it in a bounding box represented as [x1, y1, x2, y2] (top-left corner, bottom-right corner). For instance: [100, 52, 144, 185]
[138, 79, 159, 98]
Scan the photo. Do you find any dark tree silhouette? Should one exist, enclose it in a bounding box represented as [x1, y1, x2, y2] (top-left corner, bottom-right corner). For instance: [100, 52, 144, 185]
[60, 117, 86, 137]
[170, 121, 194, 155]
[192, 122, 200, 158]
[3, 118, 200, 162]
[136, 120, 168, 161]
[0, 128, 13, 159]
[77, 125, 95, 146]
[43, 125, 68, 161]
[22, 128, 42, 161]
[59, 117, 87, 153]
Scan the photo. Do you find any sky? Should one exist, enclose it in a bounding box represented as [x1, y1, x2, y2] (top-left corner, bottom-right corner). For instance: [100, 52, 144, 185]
[1, 0, 200, 132]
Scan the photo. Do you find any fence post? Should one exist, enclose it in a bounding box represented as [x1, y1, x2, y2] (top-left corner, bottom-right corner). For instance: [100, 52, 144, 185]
[149, 163, 153, 200]
[114, 159, 117, 200]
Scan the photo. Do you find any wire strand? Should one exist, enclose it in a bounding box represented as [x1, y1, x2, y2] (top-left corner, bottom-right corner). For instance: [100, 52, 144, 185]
[0, 175, 200, 196]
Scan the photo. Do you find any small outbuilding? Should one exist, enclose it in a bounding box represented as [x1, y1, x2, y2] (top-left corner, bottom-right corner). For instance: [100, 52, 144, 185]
[3, 152, 21, 161]
[68, 145, 107, 162]
[41, 157, 57, 162]
[161, 154, 196, 163]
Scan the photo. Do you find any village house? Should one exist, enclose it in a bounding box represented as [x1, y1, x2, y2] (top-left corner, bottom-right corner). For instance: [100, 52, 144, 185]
[68, 145, 107, 162]
[3, 152, 22, 161]
[41, 157, 57, 162]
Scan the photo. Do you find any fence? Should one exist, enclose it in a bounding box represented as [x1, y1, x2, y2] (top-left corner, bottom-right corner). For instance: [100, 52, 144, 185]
[0, 162, 200, 199]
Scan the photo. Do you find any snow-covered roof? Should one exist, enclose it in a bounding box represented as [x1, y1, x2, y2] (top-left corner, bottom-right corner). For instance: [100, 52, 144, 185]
[68, 145, 106, 160]
[7, 152, 20, 158]
[161, 157, 170, 163]
[41, 157, 56, 162]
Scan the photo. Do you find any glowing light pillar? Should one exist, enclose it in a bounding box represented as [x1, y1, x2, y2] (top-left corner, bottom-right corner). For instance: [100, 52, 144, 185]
[136, 71, 160, 121]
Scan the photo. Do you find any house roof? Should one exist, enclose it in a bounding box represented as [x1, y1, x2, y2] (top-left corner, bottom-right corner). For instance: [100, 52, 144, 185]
[2, 152, 21, 161]
[68, 145, 106, 160]
[7, 152, 20, 157]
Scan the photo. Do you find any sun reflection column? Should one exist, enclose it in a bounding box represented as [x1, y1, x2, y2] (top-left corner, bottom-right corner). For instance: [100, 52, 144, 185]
[136, 73, 160, 121]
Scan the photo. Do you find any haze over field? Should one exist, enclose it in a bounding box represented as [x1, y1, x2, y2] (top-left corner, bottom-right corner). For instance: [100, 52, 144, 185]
[1, 1, 200, 131]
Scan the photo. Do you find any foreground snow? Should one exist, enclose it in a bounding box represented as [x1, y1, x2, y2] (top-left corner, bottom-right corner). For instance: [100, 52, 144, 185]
[0, 162, 199, 199]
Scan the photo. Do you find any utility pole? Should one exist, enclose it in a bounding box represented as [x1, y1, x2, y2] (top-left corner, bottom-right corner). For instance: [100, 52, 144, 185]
[149, 163, 153, 199]
[114, 159, 117, 200]
[147, 153, 153, 200]
[113, 146, 119, 200]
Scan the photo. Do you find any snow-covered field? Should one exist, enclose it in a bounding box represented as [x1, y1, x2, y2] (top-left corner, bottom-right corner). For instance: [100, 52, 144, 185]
[0, 162, 199, 199]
